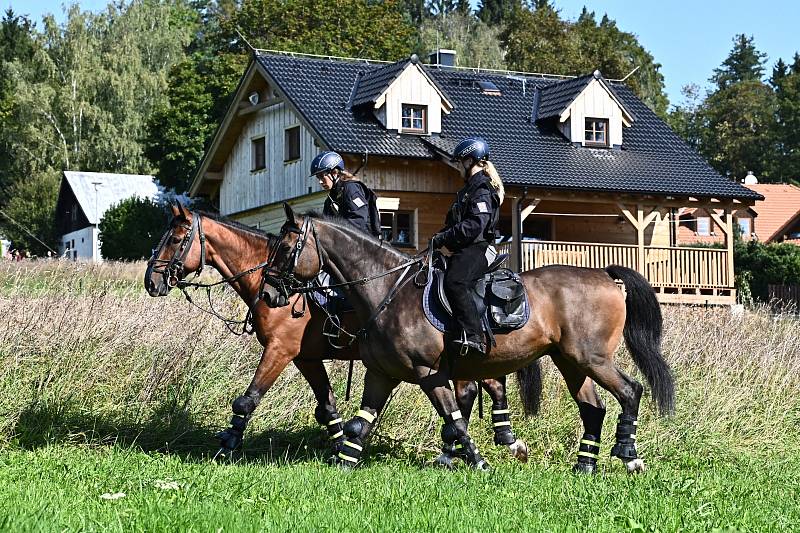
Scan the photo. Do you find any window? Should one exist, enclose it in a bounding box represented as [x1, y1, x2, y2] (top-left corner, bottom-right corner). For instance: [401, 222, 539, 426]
[737, 217, 751, 236]
[401, 104, 426, 133]
[380, 211, 414, 247]
[251, 136, 266, 171]
[584, 118, 609, 146]
[284, 126, 300, 162]
[696, 217, 710, 236]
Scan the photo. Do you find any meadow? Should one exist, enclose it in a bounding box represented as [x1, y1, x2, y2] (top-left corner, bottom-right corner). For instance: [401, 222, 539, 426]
[1, 260, 799, 531]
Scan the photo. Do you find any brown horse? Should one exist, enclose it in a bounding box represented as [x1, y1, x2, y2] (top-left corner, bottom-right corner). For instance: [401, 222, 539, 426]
[144, 203, 530, 462]
[268, 206, 675, 473]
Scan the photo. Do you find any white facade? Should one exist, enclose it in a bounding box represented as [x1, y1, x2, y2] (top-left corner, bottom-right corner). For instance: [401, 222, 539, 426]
[220, 101, 318, 215]
[374, 63, 452, 134]
[59, 226, 99, 261]
[558, 78, 632, 148]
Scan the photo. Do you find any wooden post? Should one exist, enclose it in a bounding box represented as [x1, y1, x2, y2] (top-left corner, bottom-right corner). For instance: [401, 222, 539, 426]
[637, 204, 645, 275]
[709, 207, 735, 288]
[511, 197, 540, 272]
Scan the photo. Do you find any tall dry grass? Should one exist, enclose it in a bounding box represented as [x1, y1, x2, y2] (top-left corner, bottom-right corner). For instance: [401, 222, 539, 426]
[1, 260, 798, 466]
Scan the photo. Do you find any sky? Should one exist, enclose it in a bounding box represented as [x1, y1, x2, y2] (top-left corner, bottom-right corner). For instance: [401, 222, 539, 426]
[5, 0, 799, 107]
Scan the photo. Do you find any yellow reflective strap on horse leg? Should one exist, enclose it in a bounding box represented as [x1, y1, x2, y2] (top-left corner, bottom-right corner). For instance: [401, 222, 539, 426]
[580, 439, 601, 447]
[491, 409, 510, 415]
[327, 418, 343, 426]
[493, 421, 511, 427]
[342, 440, 363, 451]
[577, 451, 599, 459]
[356, 409, 376, 424]
[337, 452, 358, 463]
[331, 430, 343, 439]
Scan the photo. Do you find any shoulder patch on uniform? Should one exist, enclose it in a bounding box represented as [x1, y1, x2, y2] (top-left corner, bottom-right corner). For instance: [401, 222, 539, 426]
[352, 196, 365, 208]
[476, 201, 488, 213]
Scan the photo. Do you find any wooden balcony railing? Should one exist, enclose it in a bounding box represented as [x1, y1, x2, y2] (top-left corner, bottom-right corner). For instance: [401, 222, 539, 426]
[497, 240, 731, 290]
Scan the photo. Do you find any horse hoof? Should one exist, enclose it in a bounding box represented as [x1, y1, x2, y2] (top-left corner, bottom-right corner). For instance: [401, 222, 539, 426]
[625, 458, 646, 474]
[473, 459, 491, 472]
[434, 453, 456, 470]
[507, 439, 528, 463]
[572, 462, 596, 475]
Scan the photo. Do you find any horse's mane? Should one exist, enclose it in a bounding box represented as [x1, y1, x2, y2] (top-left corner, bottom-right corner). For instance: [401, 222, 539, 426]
[198, 211, 278, 242]
[304, 210, 412, 261]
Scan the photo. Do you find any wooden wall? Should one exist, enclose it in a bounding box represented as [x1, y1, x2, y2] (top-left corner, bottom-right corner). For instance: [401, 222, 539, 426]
[220, 101, 319, 215]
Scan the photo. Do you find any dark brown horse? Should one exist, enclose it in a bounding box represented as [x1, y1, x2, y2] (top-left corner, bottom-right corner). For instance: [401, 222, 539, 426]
[269, 206, 675, 473]
[144, 203, 530, 462]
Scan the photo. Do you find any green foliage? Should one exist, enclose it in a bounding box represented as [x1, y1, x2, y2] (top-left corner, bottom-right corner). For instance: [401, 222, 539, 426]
[502, 4, 669, 116]
[231, 0, 416, 60]
[417, 10, 505, 69]
[711, 34, 766, 90]
[735, 240, 800, 302]
[98, 197, 168, 261]
[769, 55, 800, 184]
[477, 0, 516, 26]
[0, 170, 60, 255]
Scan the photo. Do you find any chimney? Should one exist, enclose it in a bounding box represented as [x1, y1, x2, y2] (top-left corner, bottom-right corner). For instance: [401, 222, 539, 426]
[428, 49, 457, 68]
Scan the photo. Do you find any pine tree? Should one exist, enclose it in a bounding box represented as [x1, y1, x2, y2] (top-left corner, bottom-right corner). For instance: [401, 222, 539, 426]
[711, 34, 767, 89]
[476, 0, 516, 25]
[769, 53, 800, 183]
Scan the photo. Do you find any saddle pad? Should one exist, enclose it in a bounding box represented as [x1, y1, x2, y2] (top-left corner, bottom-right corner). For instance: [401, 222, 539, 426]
[422, 268, 530, 334]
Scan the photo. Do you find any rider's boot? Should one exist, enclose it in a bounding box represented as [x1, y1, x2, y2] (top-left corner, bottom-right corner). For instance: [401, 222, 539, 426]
[451, 330, 486, 357]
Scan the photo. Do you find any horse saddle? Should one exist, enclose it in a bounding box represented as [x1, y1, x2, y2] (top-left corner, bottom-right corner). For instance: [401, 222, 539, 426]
[423, 253, 530, 336]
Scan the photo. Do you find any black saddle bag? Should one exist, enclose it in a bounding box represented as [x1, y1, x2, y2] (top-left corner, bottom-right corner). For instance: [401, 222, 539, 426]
[483, 268, 527, 329]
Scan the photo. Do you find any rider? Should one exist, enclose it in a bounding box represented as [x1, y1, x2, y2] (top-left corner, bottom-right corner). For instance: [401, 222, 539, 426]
[310, 151, 380, 238]
[430, 137, 503, 356]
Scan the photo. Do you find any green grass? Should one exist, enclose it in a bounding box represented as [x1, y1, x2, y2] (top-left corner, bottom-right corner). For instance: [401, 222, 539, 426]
[2, 445, 799, 532]
[2, 260, 800, 531]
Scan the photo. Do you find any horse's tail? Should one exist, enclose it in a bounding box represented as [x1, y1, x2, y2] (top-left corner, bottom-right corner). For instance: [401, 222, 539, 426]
[604, 265, 675, 416]
[515, 359, 542, 416]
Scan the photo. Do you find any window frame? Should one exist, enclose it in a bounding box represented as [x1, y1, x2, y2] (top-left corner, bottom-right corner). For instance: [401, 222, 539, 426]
[401, 104, 427, 134]
[284, 125, 301, 163]
[251, 135, 266, 172]
[737, 217, 751, 236]
[584, 118, 610, 147]
[380, 210, 416, 248]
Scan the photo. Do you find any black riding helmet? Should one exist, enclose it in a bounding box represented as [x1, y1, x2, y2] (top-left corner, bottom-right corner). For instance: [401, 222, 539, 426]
[309, 151, 345, 178]
[451, 137, 489, 163]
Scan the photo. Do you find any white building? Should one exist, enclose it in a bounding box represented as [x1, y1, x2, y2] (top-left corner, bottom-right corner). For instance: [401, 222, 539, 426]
[54, 171, 158, 261]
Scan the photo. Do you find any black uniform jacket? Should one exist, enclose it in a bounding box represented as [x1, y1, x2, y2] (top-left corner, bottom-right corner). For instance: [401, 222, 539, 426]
[323, 179, 373, 235]
[438, 170, 499, 253]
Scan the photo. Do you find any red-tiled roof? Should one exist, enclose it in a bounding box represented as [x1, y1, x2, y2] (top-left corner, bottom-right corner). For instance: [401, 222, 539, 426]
[746, 184, 800, 242]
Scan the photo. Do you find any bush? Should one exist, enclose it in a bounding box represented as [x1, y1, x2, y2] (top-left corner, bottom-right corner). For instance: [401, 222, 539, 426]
[735, 240, 800, 301]
[99, 197, 168, 260]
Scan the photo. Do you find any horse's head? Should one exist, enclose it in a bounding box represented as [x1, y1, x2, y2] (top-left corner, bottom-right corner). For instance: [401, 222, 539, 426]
[144, 202, 206, 297]
[267, 203, 323, 297]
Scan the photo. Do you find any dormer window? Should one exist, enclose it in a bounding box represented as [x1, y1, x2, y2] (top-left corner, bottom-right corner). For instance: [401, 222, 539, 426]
[401, 104, 426, 133]
[585, 118, 608, 147]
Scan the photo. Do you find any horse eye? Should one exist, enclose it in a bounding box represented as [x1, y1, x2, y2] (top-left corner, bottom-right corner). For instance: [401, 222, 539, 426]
[171, 236, 182, 244]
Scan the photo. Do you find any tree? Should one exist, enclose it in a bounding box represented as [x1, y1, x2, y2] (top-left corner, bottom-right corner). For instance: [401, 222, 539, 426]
[477, 0, 516, 26]
[0, 170, 60, 255]
[667, 84, 704, 150]
[769, 54, 800, 183]
[417, 10, 505, 69]
[99, 196, 168, 260]
[711, 34, 766, 90]
[502, 1, 573, 75]
[231, 0, 416, 60]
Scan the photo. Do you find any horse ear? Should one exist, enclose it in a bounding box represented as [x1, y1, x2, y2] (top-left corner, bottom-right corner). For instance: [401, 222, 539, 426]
[283, 202, 296, 223]
[170, 202, 181, 218]
[176, 201, 190, 220]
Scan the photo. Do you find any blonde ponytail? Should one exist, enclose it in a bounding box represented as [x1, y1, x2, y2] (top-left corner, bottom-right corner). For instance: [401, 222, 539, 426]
[479, 160, 504, 205]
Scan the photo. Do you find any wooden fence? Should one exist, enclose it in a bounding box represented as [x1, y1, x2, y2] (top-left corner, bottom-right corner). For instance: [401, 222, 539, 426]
[768, 284, 800, 310]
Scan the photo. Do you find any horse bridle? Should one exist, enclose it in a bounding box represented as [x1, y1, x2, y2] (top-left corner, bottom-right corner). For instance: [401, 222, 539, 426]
[148, 213, 207, 288]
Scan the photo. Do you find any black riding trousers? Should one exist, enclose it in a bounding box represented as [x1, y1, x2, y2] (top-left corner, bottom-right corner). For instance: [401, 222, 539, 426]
[444, 242, 489, 340]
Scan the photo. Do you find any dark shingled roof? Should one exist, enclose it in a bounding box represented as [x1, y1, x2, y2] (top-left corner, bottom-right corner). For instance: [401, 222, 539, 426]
[255, 53, 761, 201]
[536, 74, 593, 120]
[350, 59, 408, 108]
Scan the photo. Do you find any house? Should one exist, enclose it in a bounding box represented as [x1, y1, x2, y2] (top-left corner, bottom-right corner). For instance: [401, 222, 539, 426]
[189, 50, 763, 305]
[55, 171, 159, 261]
[678, 181, 800, 245]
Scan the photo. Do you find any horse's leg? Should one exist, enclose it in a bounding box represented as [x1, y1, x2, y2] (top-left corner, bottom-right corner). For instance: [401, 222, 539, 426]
[581, 358, 645, 473]
[436, 380, 478, 466]
[481, 377, 529, 463]
[418, 365, 489, 471]
[217, 346, 292, 456]
[333, 369, 399, 468]
[293, 358, 345, 450]
[552, 355, 607, 474]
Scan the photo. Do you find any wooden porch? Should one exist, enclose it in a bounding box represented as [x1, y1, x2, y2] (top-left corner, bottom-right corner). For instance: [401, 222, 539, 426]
[497, 240, 734, 305]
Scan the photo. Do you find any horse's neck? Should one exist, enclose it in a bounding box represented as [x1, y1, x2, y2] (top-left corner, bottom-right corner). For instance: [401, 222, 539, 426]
[320, 222, 407, 313]
[206, 220, 267, 301]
